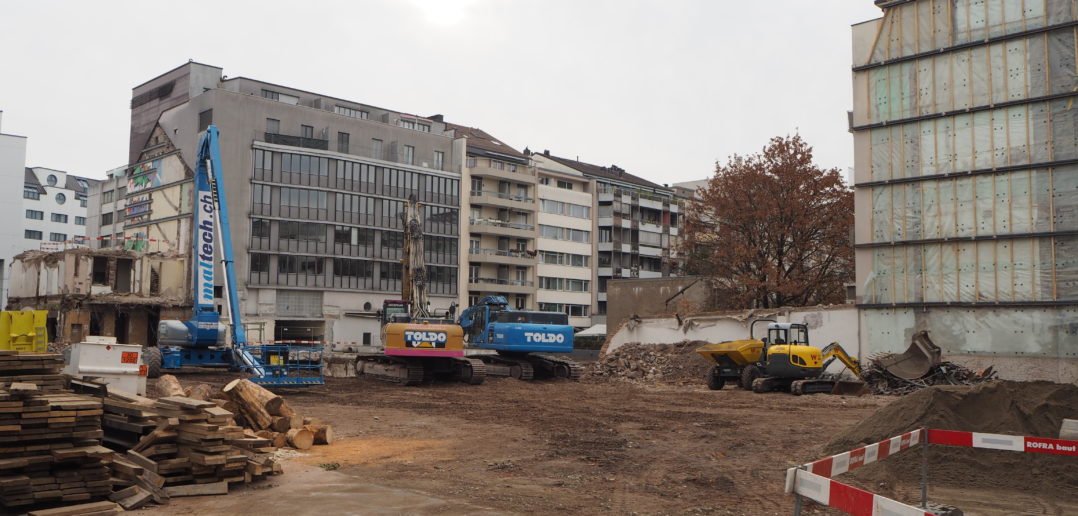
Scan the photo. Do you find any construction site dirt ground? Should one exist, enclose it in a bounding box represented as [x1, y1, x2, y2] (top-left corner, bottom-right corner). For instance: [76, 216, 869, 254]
[133, 374, 1077, 516]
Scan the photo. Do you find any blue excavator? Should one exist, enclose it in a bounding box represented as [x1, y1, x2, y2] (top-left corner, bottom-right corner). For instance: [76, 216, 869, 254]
[143, 126, 322, 387]
[458, 296, 581, 380]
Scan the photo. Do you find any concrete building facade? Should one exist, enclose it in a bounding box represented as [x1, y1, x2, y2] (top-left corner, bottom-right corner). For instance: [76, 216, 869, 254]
[119, 62, 464, 345]
[530, 151, 681, 324]
[0, 113, 27, 308]
[22, 167, 97, 250]
[852, 0, 1078, 381]
[448, 124, 538, 311]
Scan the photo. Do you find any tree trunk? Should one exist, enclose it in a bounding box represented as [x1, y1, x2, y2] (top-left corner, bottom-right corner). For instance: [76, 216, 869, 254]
[285, 428, 314, 450]
[221, 379, 274, 430]
[304, 424, 334, 445]
[156, 375, 185, 398]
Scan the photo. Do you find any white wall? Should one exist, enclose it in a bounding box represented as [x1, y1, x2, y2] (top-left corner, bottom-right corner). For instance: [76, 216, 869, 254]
[23, 167, 91, 249]
[0, 131, 27, 307]
[605, 306, 860, 374]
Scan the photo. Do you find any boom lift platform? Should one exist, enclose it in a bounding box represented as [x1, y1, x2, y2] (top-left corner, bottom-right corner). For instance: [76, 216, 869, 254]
[145, 126, 323, 387]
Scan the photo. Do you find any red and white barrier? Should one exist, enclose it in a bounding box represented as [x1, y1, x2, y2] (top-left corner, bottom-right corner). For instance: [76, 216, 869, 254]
[806, 429, 923, 478]
[928, 429, 1078, 457]
[787, 469, 931, 516]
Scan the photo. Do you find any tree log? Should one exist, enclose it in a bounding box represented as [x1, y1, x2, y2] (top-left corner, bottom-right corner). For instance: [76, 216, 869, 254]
[302, 417, 321, 426]
[304, 424, 334, 445]
[285, 428, 314, 450]
[265, 397, 295, 417]
[270, 416, 292, 433]
[221, 379, 274, 430]
[271, 432, 288, 449]
[156, 375, 185, 398]
[184, 383, 215, 401]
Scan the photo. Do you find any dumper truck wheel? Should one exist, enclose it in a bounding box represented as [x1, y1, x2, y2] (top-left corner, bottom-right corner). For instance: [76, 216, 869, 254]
[740, 365, 760, 390]
[706, 366, 725, 390]
[143, 347, 162, 379]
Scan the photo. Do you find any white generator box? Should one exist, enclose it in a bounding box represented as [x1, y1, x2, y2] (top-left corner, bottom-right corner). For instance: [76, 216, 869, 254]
[63, 342, 147, 396]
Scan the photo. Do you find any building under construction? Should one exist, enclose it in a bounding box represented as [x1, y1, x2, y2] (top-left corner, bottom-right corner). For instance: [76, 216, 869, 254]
[852, 0, 1078, 381]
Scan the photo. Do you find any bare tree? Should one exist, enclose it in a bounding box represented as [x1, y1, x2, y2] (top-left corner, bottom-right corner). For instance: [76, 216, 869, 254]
[679, 135, 853, 309]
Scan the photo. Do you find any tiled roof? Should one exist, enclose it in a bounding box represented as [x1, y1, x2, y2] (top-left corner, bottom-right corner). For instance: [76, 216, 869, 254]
[540, 153, 667, 191]
[444, 122, 527, 161]
[23, 168, 44, 194]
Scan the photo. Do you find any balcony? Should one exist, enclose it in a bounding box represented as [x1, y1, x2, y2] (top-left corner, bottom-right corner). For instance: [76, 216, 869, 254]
[598, 242, 619, 252]
[467, 277, 535, 295]
[469, 189, 535, 209]
[640, 221, 663, 233]
[639, 245, 663, 257]
[469, 163, 536, 182]
[639, 270, 663, 279]
[670, 226, 678, 236]
[468, 217, 535, 238]
[468, 248, 535, 266]
[264, 132, 329, 151]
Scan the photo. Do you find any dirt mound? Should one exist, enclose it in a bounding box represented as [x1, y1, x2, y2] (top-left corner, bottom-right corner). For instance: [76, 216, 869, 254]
[584, 341, 712, 384]
[825, 381, 1078, 497]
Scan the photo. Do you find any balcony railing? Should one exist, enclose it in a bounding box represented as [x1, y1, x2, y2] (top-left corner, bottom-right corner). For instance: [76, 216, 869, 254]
[265, 132, 329, 150]
[468, 248, 535, 259]
[468, 277, 535, 287]
[470, 189, 534, 203]
[468, 217, 535, 231]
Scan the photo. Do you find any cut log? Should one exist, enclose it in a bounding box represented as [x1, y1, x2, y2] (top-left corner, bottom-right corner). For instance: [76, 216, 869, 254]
[156, 375, 185, 398]
[184, 383, 215, 401]
[303, 416, 321, 426]
[304, 424, 334, 445]
[221, 379, 274, 430]
[265, 397, 295, 417]
[270, 432, 288, 449]
[270, 416, 292, 433]
[285, 428, 314, 450]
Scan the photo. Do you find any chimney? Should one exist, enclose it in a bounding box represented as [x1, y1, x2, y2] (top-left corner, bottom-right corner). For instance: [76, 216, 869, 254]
[429, 114, 444, 122]
[0, 110, 3, 132]
[543, 149, 550, 156]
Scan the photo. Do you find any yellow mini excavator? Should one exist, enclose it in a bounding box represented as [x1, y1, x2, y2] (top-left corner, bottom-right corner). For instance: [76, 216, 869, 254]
[695, 319, 865, 395]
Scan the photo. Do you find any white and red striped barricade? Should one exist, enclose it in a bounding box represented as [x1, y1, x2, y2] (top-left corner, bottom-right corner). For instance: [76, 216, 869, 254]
[927, 429, 1078, 457]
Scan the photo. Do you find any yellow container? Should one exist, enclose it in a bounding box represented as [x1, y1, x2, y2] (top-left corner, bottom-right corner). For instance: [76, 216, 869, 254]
[0, 310, 48, 352]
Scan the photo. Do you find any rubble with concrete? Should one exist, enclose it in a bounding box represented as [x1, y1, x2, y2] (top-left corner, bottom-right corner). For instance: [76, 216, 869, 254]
[584, 341, 711, 384]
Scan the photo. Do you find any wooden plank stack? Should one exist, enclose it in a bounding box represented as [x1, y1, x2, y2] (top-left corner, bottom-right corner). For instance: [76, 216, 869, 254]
[0, 351, 112, 511]
[100, 388, 284, 509]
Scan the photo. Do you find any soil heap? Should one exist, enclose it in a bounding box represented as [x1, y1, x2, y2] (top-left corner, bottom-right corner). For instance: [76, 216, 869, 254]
[585, 341, 712, 384]
[824, 380, 1078, 495]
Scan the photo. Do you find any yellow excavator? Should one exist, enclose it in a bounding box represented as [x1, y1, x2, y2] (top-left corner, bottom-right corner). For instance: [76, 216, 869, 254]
[695, 319, 865, 395]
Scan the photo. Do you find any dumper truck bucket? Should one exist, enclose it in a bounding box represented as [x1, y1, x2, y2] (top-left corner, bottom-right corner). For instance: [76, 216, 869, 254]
[874, 331, 943, 380]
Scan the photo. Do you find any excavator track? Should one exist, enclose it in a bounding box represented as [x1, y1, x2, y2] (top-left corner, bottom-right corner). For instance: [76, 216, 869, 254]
[476, 355, 535, 380]
[529, 354, 582, 381]
[454, 357, 486, 385]
[790, 379, 838, 395]
[354, 355, 426, 386]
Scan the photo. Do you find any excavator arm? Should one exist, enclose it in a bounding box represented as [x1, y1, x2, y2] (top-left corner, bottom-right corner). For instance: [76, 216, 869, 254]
[819, 342, 862, 377]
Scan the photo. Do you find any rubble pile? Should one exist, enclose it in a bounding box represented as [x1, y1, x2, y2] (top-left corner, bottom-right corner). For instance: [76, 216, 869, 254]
[861, 360, 997, 395]
[585, 342, 712, 383]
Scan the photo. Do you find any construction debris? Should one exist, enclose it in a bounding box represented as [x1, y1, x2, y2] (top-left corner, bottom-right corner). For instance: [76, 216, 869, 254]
[0, 352, 112, 511]
[861, 359, 997, 395]
[585, 342, 712, 384]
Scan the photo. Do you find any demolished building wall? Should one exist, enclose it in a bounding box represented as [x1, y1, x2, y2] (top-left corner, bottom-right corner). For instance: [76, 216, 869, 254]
[6, 248, 190, 346]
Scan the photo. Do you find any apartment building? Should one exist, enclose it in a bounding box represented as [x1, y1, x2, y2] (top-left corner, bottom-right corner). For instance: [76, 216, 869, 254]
[852, 0, 1078, 379]
[532, 162, 597, 328]
[447, 123, 538, 311]
[0, 113, 26, 307]
[529, 150, 680, 324]
[22, 167, 97, 249]
[119, 61, 465, 344]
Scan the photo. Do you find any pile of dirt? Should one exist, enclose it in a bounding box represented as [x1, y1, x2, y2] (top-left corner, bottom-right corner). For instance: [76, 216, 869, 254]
[825, 381, 1078, 496]
[584, 341, 712, 384]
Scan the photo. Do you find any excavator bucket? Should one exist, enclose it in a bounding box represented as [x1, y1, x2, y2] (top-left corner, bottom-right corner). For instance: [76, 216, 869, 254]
[873, 331, 943, 380]
[831, 380, 870, 396]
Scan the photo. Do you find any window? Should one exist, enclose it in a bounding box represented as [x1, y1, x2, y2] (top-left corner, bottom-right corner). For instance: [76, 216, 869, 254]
[49, 232, 67, 242]
[24, 230, 42, 240]
[23, 187, 40, 200]
[539, 177, 550, 185]
[25, 210, 43, 220]
[47, 175, 58, 186]
[266, 118, 280, 134]
[51, 213, 68, 223]
[557, 180, 573, 190]
[301, 125, 314, 139]
[281, 153, 329, 176]
[102, 190, 114, 203]
[75, 216, 86, 226]
[198, 109, 213, 131]
[101, 212, 114, 225]
[539, 251, 589, 267]
[538, 303, 590, 317]
[251, 219, 270, 239]
[279, 187, 327, 209]
[252, 184, 272, 206]
[55, 193, 66, 205]
[434, 151, 444, 170]
[371, 139, 383, 160]
[279, 221, 327, 242]
[261, 89, 280, 100]
[338, 132, 349, 153]
[334, 105, 368, 119]
[403, 145, 415, 165]
[538, 224, 590, 243]
[466, 157, 477, 168]
[250, 253, 270, 273]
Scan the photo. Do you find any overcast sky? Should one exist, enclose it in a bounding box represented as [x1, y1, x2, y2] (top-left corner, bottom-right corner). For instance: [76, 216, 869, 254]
[0, 1, 882, 185]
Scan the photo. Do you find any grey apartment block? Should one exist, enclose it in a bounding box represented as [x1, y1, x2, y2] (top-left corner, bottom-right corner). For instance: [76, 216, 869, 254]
[128, 62, 464, 345]
[852, 1, 1078, 379]
[530, 151, 681, 324]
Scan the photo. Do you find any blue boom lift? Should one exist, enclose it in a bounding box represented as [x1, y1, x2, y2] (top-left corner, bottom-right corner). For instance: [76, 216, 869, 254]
[458, 296, 581, 380]
[143, 126, 323, 387]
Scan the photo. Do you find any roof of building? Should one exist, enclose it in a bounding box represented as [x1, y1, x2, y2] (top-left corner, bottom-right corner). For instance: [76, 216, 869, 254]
[444, 122, 527, 162]
[23, 168, 98, 193]
[24, 168, 44, 194]
[539, 152, 668, 191]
